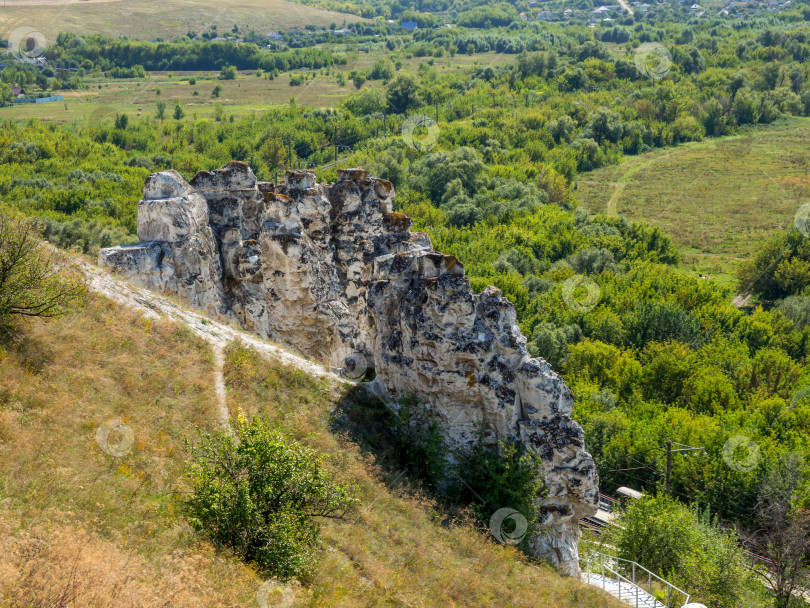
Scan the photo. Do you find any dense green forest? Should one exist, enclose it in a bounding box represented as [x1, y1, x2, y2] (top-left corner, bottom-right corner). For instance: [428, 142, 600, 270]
[3, 7, 810, 603]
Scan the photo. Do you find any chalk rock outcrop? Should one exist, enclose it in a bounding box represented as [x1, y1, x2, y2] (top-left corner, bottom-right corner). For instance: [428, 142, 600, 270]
[99, 162, 598, 576]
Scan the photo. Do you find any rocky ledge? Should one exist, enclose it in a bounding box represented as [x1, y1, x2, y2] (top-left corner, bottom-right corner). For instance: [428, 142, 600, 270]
[99, 161, 598, 576]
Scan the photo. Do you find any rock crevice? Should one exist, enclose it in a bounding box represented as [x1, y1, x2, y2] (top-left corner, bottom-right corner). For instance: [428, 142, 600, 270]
[99, 161, 598, 576]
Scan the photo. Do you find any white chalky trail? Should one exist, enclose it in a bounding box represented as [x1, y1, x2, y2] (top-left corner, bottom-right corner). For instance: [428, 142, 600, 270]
[78, 260, 341, 426]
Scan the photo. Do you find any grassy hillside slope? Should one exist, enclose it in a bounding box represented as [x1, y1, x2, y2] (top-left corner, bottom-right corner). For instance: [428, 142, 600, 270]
[575, 117, 810, 287]
[0, 289, 623, 607]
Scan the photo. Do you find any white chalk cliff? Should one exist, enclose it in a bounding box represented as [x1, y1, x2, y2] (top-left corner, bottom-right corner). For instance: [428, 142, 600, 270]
[99, 162, 599, 576]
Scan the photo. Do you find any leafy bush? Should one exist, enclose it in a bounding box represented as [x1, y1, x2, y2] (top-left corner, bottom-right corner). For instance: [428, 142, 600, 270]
[624, 301, 702, 349]
[219, 64, 237, 80]
[67, 169, 124, 184]
[123, 156, 153, 169]
[388, 397, 448, 489]
[777, 295, 810, 329]
[41, 217, 138, 254]
[449, 439, 545, 548]
[606, 495, 763, 608]
[529, 322, 582, 369]
[0, 208, 87, 336]
[185, 412, 357, 581]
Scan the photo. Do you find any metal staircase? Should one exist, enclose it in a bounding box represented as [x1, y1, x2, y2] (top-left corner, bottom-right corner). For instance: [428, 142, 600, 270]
[579, 552, 690, 608]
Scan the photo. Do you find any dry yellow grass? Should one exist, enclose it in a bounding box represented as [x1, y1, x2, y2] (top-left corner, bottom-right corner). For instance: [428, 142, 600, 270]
[223, 343, 625, 607]
[0, 296, 261, 607]
[0, 294, 622, 606]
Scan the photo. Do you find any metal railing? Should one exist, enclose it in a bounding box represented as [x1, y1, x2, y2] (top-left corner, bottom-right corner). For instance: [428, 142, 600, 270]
[599, 493, 621, 513]
[740, 548, 775, 571]
[579, 552, 690, 608]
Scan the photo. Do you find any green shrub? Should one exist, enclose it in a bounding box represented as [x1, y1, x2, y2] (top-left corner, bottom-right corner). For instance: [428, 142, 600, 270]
[123, 156, 153, 169]
[340, 393, 544, 547]
[624, 301, 702, 349]
[388, 396, 448, 489]
[449, 438, 545, 548]
[606, 495, 764, 608]
[219, 65, 237, 80]
[0, 208, 87, 336]
[185, 413, 357, 581]
[41, 217, 138, 254]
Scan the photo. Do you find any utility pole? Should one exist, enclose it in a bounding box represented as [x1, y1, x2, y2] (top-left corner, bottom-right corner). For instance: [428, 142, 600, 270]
[334, 126, 338, 163]
[661, 441, 704, 496]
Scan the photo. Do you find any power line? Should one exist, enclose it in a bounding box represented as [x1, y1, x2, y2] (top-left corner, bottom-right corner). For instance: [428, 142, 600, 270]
[601, 468, 755, 522]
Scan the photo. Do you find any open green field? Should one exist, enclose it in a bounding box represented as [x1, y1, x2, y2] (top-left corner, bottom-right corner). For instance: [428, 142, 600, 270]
[0, 0, 358, 42]
[574, 118, 810, 287]
[0, 51, 514, 123]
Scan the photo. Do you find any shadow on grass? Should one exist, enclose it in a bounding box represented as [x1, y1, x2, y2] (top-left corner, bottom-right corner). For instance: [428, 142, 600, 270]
[330, 384, 454, 504]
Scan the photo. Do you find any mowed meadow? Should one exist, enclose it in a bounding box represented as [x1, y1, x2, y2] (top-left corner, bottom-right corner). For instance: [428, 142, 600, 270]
[575, 117, 810, 286]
